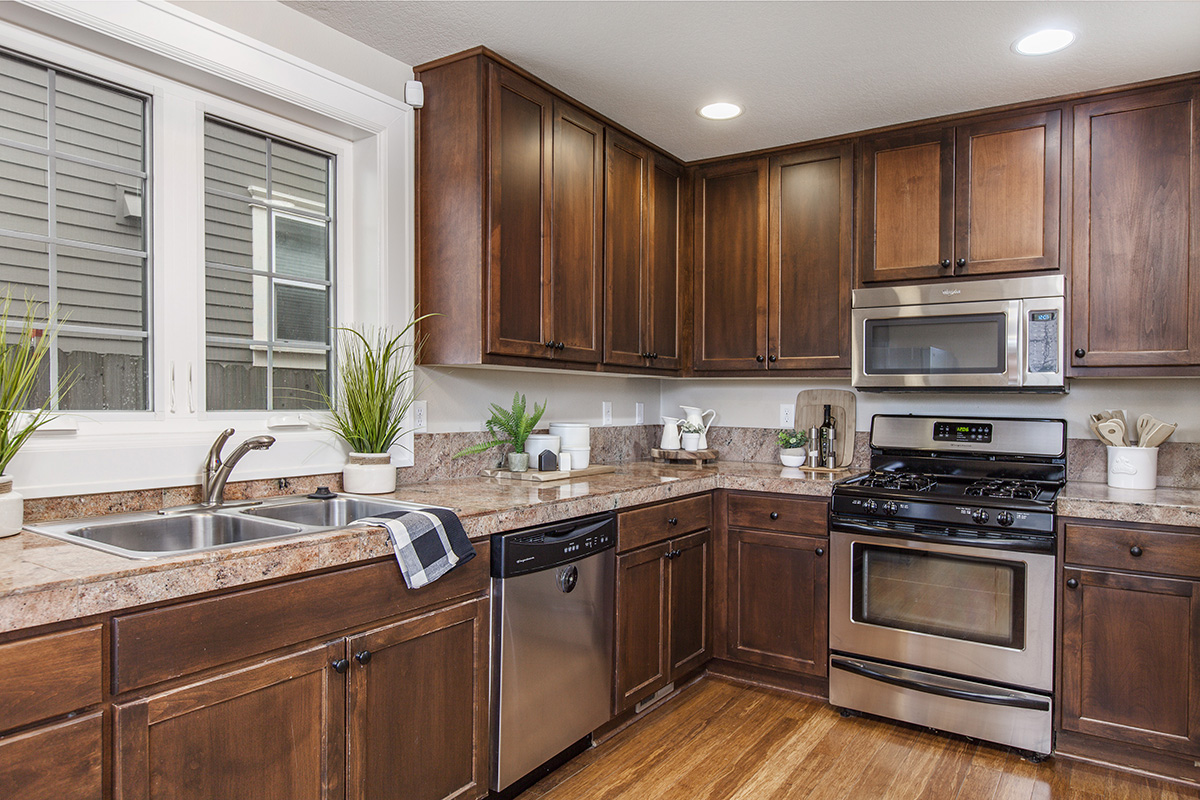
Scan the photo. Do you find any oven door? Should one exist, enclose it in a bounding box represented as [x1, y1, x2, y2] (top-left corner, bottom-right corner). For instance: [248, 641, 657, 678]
[852, 298, 1022, 389]
[829, 525, 1055, 691]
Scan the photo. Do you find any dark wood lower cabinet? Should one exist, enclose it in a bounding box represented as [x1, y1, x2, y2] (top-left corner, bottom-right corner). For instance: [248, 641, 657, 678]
[669, 530, 711, 679]
[347, 598, 488, 800]
[114, 642, 346, 800]
[725, 528, 827, 676]
[0, 710, 103, 800]
[1060, 566, 1200, 755]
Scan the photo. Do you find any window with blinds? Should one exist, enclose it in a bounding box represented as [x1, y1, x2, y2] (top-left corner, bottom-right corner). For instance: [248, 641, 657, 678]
[0, 50, 150, 411]
[203, 117, 334, 411]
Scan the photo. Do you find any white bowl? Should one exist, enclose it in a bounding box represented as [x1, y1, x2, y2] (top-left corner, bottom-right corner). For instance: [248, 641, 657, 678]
[524, 434, 561, 459]
[549, 422, 591, 449]
[561, 447, 591, 469]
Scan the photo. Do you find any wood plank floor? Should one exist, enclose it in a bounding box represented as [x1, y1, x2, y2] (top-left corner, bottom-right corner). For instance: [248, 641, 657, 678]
[518, 678, 1200, 799]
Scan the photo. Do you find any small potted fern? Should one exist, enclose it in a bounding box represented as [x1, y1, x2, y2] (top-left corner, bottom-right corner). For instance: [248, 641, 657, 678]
[453, 392, 547, 472]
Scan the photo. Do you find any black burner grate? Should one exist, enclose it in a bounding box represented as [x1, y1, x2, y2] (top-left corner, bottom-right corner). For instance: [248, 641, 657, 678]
[860, 473, 938, 492]
[964, 480, 1042, 500]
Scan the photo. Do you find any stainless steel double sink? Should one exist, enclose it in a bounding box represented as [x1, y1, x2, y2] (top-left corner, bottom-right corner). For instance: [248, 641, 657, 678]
[25, 495, 435, 559]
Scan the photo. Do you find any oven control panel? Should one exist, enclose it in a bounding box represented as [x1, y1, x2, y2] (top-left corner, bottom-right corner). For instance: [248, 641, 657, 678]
[933, 421, 993, 444]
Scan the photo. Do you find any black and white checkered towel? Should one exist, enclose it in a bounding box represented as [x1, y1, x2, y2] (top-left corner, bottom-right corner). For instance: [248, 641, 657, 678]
[357, 508, 476, 589]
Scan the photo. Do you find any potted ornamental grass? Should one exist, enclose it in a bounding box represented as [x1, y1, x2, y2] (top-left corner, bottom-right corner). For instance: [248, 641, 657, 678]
[322, 318, 427, 494]
[0, 295, 72, 536]
[453, 392, 547, 472]
[777, 429, 809, 467]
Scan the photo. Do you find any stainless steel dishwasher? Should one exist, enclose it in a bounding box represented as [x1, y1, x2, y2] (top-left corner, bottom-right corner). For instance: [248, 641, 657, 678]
[490, 512, 615, 798]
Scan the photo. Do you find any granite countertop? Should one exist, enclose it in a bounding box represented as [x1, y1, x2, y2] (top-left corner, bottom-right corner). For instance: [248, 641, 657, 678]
[5, 462, 1199, 635]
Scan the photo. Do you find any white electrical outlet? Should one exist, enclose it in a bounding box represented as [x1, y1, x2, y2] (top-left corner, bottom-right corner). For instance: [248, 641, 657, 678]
[635, 402, 644, 425]
[411, 400, 427, 432]
[602, 401, 613, 426]
[780, 403, 795, 428]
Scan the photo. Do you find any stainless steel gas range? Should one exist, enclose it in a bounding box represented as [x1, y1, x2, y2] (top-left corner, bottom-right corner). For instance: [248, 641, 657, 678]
[828, 414, 1066, 756]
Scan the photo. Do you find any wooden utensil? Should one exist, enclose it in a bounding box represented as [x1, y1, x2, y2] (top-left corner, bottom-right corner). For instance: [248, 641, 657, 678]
[1142, 421, 1177, 448]
[1096, 420, 1126, 447]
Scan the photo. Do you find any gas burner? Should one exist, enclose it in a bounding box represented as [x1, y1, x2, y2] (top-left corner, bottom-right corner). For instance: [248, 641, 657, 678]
[965, 480, 1041, 500]
[861, 473, 938, 492]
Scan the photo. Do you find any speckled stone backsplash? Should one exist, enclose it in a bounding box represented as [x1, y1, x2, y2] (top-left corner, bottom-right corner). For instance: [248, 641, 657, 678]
[20, 426, 1198, 523]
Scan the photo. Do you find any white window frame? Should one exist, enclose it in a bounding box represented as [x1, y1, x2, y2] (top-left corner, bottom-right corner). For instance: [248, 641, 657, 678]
[0, 1, 416, 498]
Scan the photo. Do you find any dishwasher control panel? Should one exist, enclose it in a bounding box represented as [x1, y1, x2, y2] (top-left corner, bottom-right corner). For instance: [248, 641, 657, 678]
[492, 512, 616, 578]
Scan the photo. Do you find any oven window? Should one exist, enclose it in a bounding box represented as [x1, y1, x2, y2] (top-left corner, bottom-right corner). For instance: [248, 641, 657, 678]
[864, 313, 1006, 374]
[852, 544, 1025, 648]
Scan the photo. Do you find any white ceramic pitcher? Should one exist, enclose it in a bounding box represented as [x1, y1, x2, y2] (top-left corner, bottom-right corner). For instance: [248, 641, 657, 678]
[660, 417, 682, 450]
[679, 406, 716, 449]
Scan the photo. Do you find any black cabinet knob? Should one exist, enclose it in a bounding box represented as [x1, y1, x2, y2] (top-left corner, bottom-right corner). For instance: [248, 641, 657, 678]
[1130, 545, 1143, 557]
[650, 353, 658, 360]
[770, 511, 779, 520]
[768, 354, 777, 362]
[642, 352, 651, 359]
[545, 341, 555, 348]
[556, 341, 565, 350]
[667, 517, 678, 525]
[940, 259, 952, 269]
[756, 355, 765, 363]
[1066, 578, 1079, 589]
[354, 650, 372, 666]
[815, 547, 824, 557]
[1074, 348, 1086, 358]
[956, 258, 966, 268]
[332, 659, 349, 674]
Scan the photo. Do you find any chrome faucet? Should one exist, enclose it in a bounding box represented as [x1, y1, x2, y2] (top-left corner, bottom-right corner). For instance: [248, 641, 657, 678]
[201, 428, 276, 507]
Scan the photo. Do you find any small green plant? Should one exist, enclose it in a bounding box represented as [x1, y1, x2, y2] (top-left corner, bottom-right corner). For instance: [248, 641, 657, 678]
[0, 294, 71, 474]
[777, 429, 808, 449]
[453, 392, 548, 458]
[321, 317, 428, 454]
[679, 420, 705, 434]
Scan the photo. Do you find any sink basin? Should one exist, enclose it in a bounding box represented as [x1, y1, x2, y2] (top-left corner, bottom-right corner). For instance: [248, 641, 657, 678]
[27, 512, 306, 559]
[240, 496, 430, 527]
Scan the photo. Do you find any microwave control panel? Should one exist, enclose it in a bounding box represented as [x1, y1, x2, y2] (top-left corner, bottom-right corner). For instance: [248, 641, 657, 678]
[1027, 309, 1059, 374]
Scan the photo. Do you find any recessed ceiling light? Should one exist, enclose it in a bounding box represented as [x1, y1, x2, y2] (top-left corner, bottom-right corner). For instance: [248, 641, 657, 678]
[1013, 29, 1076, 56]
[698, 102, 743, 120]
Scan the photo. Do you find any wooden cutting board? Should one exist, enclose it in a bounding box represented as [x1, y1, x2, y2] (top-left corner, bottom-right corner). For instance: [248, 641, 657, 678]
[482, 464, 617, 482]
[794, 389, 856, 468]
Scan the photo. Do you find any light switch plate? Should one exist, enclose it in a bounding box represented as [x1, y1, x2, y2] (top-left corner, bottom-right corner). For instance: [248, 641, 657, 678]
[635, 402, 644, 425]
[602, 401, 613, 426]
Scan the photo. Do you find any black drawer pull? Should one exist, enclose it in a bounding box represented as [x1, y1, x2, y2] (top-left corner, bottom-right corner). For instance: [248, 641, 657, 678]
[1074, 348, 1086, 358]
[815, 547, 824, 557]
[770, 511, 779, 520]
[1066, 578, 1079, 589]
[332, 659, 349, 674]
[667, 517, 678, 525]
[354, 650, 372, 666]
[1129, 545, 1143, 557]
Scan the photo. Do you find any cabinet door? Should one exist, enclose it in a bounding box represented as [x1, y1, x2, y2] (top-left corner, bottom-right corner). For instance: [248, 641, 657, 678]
[486, 65, 553, 359]
[693, 159, 769, 371]
[859, 128, 955, 283]
[114, 642, 345, 800]
[955, 110, 1062, 276]
[550, 101, 604, 363]
[604, 130, 650, 368]
[727, 529, 828, 676]
[0, 711, 103, 800]
[769, 144, 852, 370]
[647, 157, 683, 370]
[614, 542, 670, 713]
[346, 598, 488, 800]
[1071, 85, 1200, 368]
[1061, 568, 1200, 756]
[669, 529, 712, 681]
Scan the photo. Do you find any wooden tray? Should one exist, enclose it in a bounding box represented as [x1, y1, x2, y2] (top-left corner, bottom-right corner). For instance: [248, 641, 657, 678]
[651, 448, 717, 465]
[482, 464, 617, 482]
[795, 389, 856, 468]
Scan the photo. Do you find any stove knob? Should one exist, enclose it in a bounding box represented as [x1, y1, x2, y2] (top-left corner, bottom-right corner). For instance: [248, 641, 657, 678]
[863, 499, 878, 514]
[997, 511, 1014, 527]
[972, 508, 990, 525]
[882, 501, 899, 516]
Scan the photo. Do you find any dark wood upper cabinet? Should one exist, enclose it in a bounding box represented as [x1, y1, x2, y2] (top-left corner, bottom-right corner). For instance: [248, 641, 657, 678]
[769, 143, 854, 370]
[693, 159, 770, 371]
[604, 131, 683, 371]
[1071, 85, 1200, 369]
[859, 109, 1062, 284]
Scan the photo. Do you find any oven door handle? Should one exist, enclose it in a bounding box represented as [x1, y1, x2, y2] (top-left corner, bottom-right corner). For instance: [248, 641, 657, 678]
[830, 657, 1050, 711]
[829, 519, 1053, 552]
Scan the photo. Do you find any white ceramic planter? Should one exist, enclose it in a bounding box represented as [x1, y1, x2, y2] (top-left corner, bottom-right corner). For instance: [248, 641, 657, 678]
[342, 453, 397, 494]
[780, 447, 808, 467]
[0, 476, 23, 538]
[681, 433, 701, 451]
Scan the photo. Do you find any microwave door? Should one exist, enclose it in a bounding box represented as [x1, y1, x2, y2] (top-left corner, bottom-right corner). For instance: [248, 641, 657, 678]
[852, 299, 1022, 389]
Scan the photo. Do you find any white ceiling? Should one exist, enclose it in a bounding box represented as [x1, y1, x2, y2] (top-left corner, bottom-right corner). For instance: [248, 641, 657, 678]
[285, 1, 1200, 162]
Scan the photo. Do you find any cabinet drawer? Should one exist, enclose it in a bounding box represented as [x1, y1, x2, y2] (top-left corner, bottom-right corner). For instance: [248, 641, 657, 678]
[618, 494, 712, 553]
[1064, 523, 1200, 578]
[113, 542, 489, 694]
[0, 625, 102, 732]
[726, 493, 827, 535]
[0, 711, 103, 800]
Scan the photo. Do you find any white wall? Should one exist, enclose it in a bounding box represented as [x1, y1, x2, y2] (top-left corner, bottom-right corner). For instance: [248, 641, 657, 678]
[660, 377, 1200, 442]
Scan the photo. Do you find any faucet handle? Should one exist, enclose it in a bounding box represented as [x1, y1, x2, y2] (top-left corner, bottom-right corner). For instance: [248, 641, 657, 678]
[206, 428, 236, 469]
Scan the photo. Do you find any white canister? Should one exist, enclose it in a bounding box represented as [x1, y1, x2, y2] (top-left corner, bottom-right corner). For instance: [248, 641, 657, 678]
[562, 447, 590, 469]
[524, 434, 561, 460]
[1106, 446, 1159, 491]
[0, 476, 23, 538]
[549, 423, 590, 449]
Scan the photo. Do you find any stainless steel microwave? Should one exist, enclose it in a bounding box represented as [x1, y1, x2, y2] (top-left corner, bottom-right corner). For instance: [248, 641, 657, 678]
[851, 276, 1065, 391]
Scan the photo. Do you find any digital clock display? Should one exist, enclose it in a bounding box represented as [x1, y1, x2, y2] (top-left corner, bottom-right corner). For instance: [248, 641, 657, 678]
[933, 421, 993, 443]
